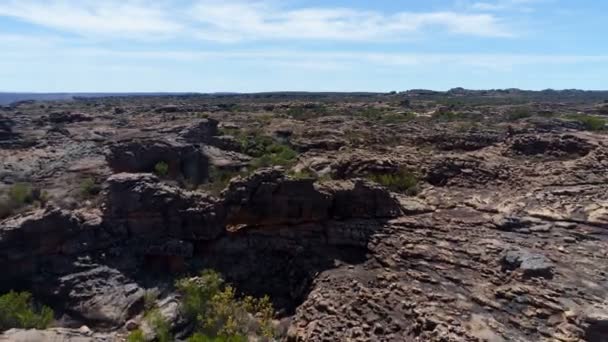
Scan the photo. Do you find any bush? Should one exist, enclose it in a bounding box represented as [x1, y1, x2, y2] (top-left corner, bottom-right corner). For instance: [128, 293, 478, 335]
[145, 309, 172, 342]
[251, 143, 297, 169]
[127, 329, 146, 342]
[9, 183, 33, 204]
[368, 170, 419, 195]
[154, 161, 169, 177]
[176, 270, 275, 340]
[0, 291, 54, 331]
[80, 178, 101, 197]
[0, 183, 35, 219]
[566, 114, 607, 131]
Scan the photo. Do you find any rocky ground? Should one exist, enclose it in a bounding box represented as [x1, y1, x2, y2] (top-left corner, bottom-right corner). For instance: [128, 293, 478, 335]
[1, 90, 608, 341]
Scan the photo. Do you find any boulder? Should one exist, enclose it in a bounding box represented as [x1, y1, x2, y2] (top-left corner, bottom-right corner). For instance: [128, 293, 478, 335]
[49, 266, 144, 326]
[501, 249, 554, 278]
[104, 173, 224, 240]
[179, 118, 219, 143]
[106, 139, 209, 184]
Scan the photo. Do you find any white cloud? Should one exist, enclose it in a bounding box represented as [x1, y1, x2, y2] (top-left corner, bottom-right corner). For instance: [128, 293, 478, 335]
[470, 0, 541, 12]
[0, 0, 514, 41]
[0, 0, 182, 38]
[191, 1, 514, 41]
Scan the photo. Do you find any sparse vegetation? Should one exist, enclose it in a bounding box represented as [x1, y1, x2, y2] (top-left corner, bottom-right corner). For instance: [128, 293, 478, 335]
[432, 111, 459, 121]
[154, 161, 169, 177]
[286, 103, 328, 120]
[80, 178, 101, 197]
[176, 270, 276, 341]
[368, 169, 419, 195]
[0, 291, 54, 331]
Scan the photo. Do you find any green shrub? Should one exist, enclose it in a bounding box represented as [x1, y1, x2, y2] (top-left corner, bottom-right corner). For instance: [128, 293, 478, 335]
[566, 114, 607, 131]
[127, 329, 146, 342]
[176, 270, 275, 340]
[0, 291, 54, 331]
[154, 161, 169, 177]
[188, 333, 246, 342]
[145, 309, 172, 342]
[9, 183, 33, 204]
[80, 178, 101, 197]
[368, 170, 419, 195]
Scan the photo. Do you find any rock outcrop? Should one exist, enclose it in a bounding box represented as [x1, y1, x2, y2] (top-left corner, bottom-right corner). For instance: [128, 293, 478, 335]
[106, 139, 209, 184]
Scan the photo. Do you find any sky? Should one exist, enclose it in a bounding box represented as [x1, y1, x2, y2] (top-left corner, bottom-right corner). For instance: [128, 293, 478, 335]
[0, 0, 607, 92]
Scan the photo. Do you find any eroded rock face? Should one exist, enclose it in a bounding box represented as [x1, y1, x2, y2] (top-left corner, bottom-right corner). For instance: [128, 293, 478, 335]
[106, 139, 209, 184]
[0, 208, 102, 287]
[223, 168, 401, 226]
[104, 173, 224, 240]
[179, 118, 219, 143]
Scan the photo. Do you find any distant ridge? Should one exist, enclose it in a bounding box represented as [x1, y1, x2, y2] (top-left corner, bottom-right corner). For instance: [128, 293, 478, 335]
[0, 92, 198, 105]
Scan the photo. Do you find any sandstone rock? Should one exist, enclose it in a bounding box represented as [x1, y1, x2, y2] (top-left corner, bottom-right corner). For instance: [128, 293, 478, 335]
[106, 139, 209, 184]
[50, 266, 144, 326]
[502, 249, 554, 278]
[104, 173, 224, 240]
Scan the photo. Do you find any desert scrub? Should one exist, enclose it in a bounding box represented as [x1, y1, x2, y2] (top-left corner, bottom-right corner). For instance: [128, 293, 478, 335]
[176, 270, 276, 340]
[368, 169, 419, 195]
[565, 114, 607, 131]
[80, 178, 101, 197]
[154, 161, 169, 177]
[0, 291, 54, 331]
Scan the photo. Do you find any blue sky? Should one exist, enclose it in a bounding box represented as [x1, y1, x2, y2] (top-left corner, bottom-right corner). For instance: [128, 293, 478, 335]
[0, 0, 606, 92]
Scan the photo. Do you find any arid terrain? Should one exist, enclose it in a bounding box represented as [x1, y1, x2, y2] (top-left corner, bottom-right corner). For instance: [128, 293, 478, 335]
[1, 89, 608, 341]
